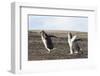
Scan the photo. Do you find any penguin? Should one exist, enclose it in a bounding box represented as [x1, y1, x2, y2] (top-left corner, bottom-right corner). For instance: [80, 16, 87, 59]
[67, 32, 82, 54]
[67, 32, 77, 54]
[40, 30, 56, 53]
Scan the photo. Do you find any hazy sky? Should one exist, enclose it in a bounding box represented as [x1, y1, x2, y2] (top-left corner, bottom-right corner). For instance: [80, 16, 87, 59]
[28, 15, 88, 32]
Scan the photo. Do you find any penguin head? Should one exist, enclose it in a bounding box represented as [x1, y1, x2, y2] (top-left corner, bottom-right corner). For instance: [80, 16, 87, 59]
[68, 32, 72, 39]
[40, 30, 47, 38]
[40, 30, 45, 35]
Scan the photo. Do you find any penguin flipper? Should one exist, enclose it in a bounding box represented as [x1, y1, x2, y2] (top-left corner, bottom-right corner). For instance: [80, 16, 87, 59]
[71, 35, 77, 42]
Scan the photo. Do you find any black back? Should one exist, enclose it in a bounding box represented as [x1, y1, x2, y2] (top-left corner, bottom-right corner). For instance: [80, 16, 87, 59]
[40, 30, 55, 49]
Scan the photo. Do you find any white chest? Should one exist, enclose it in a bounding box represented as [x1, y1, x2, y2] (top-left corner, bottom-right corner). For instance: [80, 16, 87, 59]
[41, 35, 47, 47]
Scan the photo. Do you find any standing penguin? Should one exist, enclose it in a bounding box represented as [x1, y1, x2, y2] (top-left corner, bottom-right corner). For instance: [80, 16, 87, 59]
[68, 32, 77, 54]
[40, 30, 56, 53]
[68, 32, 82, 54]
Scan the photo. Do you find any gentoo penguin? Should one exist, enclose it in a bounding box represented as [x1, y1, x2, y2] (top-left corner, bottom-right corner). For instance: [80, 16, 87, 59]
[68, 32, 82, 54]
[68, 32, 77, 54]
[40, 30, 56, 53]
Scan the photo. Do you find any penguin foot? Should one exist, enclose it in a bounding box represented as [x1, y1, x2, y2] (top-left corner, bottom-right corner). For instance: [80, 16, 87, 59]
[47, 50, 50, 53]
[74, 51, 78, 54]
[69, 52, 73, 55]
